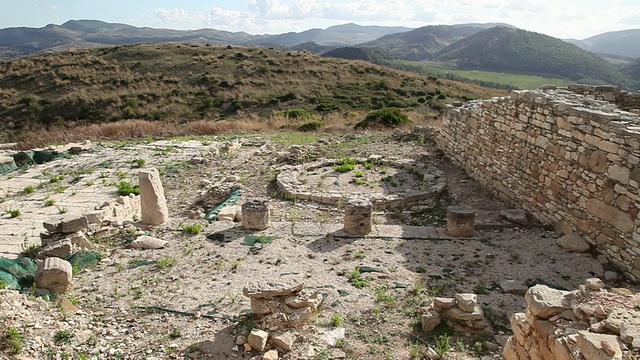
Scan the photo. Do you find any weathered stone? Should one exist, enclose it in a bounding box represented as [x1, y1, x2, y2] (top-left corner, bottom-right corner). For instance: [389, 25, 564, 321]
[38, 238, 73, 258]
[586, 198, 634, 233]
[284, 290, 322, 310]
[604, 271, 620, 282]
[500, 280, 529, 295]
[271, 330, 297, 351]
[446, 207, 475, 237]
[589, 150, 609, 173]
[525, 285, 569, 319]
[242, 198, 271, 230]
[129, 235, 167, 250]
[35, 257, 73, 293]
[235, 335, 247, 345]
[585, 278, 605, 291]
[283, 305, 316, 325]
[43, 218, 62, 233]
[421, 311, 441, 332]
[557, 234, 591, 253]
[243, 278, 304, 299]
[247, 329, 269, 352]
[576, 331, 622, 360]
[500, 209, 529, 225]
[433, 297, 456, 309]
[620, 321, 640, 348]
[605, 308, 640, 334]
[262, 350, 279, 360]
[455, 293, 477, 312]
[250, 298, 272, 316]
[446, 305, 485, 322]
[609, 164, 631, 184]
[139, 168, 169, 225]
[68, 231, 92, 250]
[343, 198, 373, 235]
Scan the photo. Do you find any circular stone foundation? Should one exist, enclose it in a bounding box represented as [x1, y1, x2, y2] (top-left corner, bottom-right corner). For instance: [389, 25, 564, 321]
[276, 155, 446, 208]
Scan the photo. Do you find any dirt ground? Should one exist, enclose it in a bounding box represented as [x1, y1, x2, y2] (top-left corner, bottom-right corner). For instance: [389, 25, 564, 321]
[0, 129, 633, 360]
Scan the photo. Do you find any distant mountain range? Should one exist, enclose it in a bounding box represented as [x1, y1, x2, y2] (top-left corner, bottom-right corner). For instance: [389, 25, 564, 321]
[565, 29, 640, 58]
[0, 19, 638, 90]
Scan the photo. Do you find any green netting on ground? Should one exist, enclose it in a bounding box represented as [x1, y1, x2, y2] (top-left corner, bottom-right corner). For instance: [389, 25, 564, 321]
[204, 189, 242, 222]
[241, 235, 276, 246]
[0, 257, 37, 290]
[32, 150, 64, 164]
[65, 251, 101, 272]
[0, 158, 17, 174]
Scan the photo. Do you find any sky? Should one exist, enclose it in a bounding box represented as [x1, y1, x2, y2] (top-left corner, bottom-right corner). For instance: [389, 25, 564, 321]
[0, 0, 639, 40]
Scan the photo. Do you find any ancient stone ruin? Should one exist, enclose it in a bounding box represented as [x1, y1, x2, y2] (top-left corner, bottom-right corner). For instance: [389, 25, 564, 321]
[503, 279, 640, 359]
[438, 85, 640, 280]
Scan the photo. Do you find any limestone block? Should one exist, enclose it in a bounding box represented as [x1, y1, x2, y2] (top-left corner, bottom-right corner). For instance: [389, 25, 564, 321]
[434, 297, 456, 309]
[129, 235, 167, 250]
[243, 278, 304, 299]
[242, 198, 271, 230]
[609, 164, 630, 184]
[557, 234, 591, 253]
[525, 285, 569, 319]
[620, 321, 640, 348]
[500, 280, 529, 295]
[421, 311, 442, 332]
[284, 290, 322, 310]
[586, 198, 634, 233]
[139, 168, 169, 225]
[60, 214, 90, 233]
[455, 293, 477, 312]
[605, 308, 640, 334]
[446, 206, 476, 237]
[38, 239, 73, 259]
[250, 298, 272, 316]
[263, 350, 279, 360]
[68, 231, 92, 250]
[283, 304, 316, 325]
[576, 331, 622, 359]
[585, 278, 605, 291]
[446, 305, 485, 322]
[500, 209, 529, 225]
[36, 257, 73, 293]
[271, 330, 297, 351]
[248, 329, 269, 352]
[343, 198, 373, 235]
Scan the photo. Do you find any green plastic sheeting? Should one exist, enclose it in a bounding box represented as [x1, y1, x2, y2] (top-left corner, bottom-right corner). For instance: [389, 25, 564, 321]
[0, 257, 37, 290]
[65, 251, 101, 272]
[0, 156, 17, 175]
[204, 189, 242, 222]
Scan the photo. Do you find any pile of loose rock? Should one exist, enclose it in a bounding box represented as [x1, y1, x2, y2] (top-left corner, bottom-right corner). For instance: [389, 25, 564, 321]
[237, 279, 323, 358]
[503, 279, 640, 359]
[421, 293, 490, 333]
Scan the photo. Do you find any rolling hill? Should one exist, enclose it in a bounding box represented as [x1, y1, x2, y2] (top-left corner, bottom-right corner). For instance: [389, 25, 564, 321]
[435, 26, 624, 85]
[622, 58, 640, 91]
[0, 42, 503, 143]
[565, 29, 640, 58]
[358, 25, 486, 61]
[0, 20, 411, 59]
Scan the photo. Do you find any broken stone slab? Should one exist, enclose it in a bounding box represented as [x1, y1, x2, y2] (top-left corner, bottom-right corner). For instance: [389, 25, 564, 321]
[43, 214, 89, 234]
[455, 293, 477, 312]
[500, 209, 529, 225]
[271, 330, 297, 351]
[421, 311, 442, 332]
[283, 289, 323, 310]
[322, 327, 345, 346]
[40, 231, 65, 246]
[283, 305, 317, 325]
[250, 298, 273, 316]
[139, 168, 169, 225]
[36, 257, 73, 294]
[243, 278, 304, 299]
[242, 198, 271, 230]
[576, 331, 623, 359]
[557, 234, 591, 253]
[263, 350, 279, 360]
[247, 328, 268, 352]
[38, 239, 73, 259]
[620, 321, 640, 348]
[434, 297, 456, 309]
[500, 280, 529, 295]
[217, 205, 240, 222]
[68, 231, 92, 250]
[129, 235, 168, 250]
[525, 285, 569, 319]
[605, 308, 640, 334]
[446, 305, 485, 322]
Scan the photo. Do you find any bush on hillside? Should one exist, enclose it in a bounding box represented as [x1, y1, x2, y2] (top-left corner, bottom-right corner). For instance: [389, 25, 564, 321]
[281, 109, 313, 120]
[354, 108, 411, 129]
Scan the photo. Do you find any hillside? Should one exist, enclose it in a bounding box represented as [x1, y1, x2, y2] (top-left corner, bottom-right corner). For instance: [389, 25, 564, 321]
[565, 29, 640, 58]
[622, 58, 640, 91]
[435, 26, 624, 85]
[0, 42, 503, 142]
[322, 47, 393, 62]
[359, 25, 484, 61]
[0, 20, 410, 59]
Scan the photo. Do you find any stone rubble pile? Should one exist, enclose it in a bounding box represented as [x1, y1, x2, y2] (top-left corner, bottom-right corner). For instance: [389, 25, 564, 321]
[503, 279, 640, 359]
[421, 293, 489, 333]
[238, 279, 323, 357]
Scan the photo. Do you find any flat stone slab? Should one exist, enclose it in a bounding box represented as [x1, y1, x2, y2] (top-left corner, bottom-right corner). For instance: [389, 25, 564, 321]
[243, 275, 304, 299]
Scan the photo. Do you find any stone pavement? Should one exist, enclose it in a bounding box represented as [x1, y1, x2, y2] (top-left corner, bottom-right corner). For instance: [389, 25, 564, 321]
[0, 139, 220, 258]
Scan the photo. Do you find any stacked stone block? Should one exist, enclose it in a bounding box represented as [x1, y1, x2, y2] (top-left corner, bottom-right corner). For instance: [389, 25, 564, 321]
[437, 86, 640, 280]
[421, 293, 489, 332]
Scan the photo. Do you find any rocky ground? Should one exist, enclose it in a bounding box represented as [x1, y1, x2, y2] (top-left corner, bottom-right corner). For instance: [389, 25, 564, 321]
[0, 129, 636, 360]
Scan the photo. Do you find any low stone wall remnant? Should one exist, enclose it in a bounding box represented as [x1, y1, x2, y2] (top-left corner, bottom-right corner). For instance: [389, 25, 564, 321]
[437, 85, 640, 280]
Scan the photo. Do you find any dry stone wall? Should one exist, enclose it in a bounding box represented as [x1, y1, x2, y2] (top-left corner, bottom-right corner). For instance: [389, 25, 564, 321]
[437, 87, 640, 280]
[556, 84, 640, 113]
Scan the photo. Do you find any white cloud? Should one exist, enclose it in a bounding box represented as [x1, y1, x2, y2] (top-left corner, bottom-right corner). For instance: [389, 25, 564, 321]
[148, 1, 640, 39]
[48, 5, 57, 11]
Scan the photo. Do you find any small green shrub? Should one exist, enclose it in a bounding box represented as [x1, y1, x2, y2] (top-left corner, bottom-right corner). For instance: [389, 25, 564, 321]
[54, 330, 74, 345]
[116, 181, 140, 196]
[23, 185, 35, 194]
[297, 121, 324, 132]
[354, 171, 364, 178]
[1, 327, 23, 354]
[281, 108, 312, 119]
[333, 157, 357, 173]
[156, 256, 177, 270]
[435, 334, 451, 356]
[131, 158, 146, 168]
[355, 108, 411, 129]
[6, 209, 20, 218]
[182, 223, 203, 235]
[331, 313, 344, 327]
[44, 198, 56, 206]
